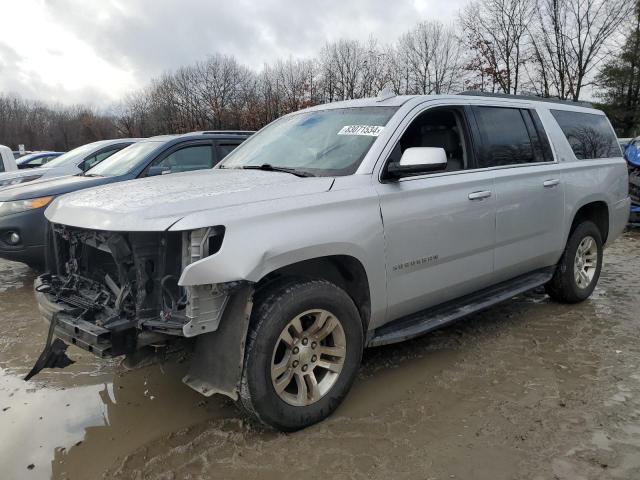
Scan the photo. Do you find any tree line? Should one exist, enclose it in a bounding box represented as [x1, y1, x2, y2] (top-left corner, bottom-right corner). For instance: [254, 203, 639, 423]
[1, 0, 638, 151]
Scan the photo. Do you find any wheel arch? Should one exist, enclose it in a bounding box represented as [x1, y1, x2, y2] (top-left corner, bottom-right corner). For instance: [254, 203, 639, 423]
[568, 200, 610, 245]
[254, 255, 372, 333]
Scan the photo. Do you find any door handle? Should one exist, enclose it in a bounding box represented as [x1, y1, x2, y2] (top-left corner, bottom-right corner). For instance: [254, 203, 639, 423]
[543, 179, 560, 188]
[468, 190, 492, 200]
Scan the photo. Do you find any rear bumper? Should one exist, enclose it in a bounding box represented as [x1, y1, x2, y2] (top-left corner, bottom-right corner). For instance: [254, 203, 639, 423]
[0, 208, 47, 266]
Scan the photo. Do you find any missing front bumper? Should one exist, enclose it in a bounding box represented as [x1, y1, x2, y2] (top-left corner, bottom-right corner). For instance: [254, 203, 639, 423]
[33, 276, 138, 358]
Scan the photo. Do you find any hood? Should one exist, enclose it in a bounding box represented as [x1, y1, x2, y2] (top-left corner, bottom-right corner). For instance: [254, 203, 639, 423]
[45, 169, 335, 231]
[0, 174, 118, 201]
[0, 166, 75, 189]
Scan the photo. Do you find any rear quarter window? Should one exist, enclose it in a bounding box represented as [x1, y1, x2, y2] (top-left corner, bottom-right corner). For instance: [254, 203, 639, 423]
[550, 110, 621, 160]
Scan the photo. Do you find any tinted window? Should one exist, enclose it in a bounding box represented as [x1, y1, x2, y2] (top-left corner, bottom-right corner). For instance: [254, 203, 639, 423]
[81, 146, 123, 172]
[473, 107, 535, 167]
[150, 144, 213, 174]
[551, 110, 621, 160]
[217, 142, 242, 160]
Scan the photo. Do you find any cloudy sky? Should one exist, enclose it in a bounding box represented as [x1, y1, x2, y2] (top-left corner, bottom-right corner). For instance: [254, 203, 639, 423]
[0, 0, 464, 107]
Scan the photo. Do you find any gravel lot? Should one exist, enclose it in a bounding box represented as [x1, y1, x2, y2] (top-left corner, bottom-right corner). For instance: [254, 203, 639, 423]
[0, 231, 639, 480]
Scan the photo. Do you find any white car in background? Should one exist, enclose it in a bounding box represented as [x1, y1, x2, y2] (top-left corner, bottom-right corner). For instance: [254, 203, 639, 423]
[0, 139, 141, 189]
[0, 145, 18, 174]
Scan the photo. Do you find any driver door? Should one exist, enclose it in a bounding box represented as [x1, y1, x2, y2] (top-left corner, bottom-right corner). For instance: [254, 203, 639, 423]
[376, 106, 496, 322]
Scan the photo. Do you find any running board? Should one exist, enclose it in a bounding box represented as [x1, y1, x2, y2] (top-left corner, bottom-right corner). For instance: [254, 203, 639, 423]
[368, 267, 555, 347]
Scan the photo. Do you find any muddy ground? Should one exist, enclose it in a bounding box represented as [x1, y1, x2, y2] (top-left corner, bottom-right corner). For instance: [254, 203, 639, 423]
[0, 232, 639, 480]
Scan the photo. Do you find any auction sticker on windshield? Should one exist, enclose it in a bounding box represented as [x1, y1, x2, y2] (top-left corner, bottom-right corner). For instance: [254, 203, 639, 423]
[338, 125, 385, 136]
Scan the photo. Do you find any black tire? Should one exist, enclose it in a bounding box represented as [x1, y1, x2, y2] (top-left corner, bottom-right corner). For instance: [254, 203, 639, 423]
[545, 221, 603, 303]
[239, 278, 364, 431]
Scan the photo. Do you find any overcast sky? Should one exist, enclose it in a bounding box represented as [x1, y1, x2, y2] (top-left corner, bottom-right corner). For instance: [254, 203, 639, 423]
[0, 0, 465, 107]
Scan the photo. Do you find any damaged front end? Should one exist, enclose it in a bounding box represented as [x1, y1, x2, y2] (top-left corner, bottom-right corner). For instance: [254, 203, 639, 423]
[28, 224, 248, 393]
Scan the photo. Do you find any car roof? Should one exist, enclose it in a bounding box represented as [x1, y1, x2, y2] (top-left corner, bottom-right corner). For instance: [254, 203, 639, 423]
[300, 92, 604, 115]
[134, 131, 254, 147]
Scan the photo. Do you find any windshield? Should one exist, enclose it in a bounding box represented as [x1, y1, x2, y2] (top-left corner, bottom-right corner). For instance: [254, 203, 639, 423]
[87, 141, 162, 177]
[44, 142, 104, 169]
[221, 106, 398, 176]
[15, 153, 42, 164]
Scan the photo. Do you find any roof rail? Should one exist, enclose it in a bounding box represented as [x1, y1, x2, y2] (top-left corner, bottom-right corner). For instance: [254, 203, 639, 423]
[457, 91, 593, 108]
[200, 130, 255, 135]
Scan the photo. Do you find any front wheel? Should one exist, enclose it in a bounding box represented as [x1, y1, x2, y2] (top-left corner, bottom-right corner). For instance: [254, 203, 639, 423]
[545, 221, 603, 303]
[239, 279, 363, 431]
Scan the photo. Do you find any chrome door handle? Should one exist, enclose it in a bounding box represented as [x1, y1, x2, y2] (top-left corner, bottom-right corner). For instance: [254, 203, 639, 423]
[468, 190, 492, 200]
[543, 179, 560, 188]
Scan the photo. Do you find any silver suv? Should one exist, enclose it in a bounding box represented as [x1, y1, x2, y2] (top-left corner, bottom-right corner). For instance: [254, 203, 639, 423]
[31, 92, 630, 431]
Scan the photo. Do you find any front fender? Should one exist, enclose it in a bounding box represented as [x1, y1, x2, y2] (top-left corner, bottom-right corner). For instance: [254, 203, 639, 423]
[175, 182, 388, 328]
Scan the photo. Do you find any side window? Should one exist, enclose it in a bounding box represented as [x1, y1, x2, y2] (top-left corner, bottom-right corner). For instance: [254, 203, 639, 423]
[149, 144, 213, 175]
[472, 106, 536, 167]
[30, 156, 49, 166]
[216, 142, 242, 162]
[550, 110, 621, 160]
[387, 108, 470, 173]
[0, 160, 5, 173]
[81, 146, 123, 172]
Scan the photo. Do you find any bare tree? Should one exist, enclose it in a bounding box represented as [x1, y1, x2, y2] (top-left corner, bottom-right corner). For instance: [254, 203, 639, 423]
[531, 0, 634, 100]
[393, 21, 464, 94]
[460, 0, 533, 94]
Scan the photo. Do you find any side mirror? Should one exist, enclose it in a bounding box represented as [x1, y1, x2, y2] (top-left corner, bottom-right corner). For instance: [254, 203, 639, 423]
[387, 147, 448, 179]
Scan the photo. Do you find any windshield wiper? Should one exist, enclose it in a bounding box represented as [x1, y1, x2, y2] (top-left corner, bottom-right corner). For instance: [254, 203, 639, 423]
[239, 164, 315, 177]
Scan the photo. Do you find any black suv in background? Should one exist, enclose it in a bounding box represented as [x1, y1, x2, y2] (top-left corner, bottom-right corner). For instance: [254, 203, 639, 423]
[0, 131, 252, 268]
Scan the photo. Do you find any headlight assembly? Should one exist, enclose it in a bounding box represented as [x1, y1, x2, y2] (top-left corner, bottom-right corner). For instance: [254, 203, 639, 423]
[0, 196, 54, 217]
[0, 175, 43, 187]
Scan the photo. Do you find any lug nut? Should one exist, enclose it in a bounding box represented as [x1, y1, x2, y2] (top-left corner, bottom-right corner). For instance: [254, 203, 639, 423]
[302, 338, 308, 346]
[292, 360, 299, 368]
[311, 355, 317, 362]
[302, 364, 308, 372]
[311, 342, 317, 349]
[293, 347, 299, 354]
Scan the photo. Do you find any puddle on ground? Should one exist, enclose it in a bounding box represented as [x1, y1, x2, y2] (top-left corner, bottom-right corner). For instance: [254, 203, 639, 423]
[0, 231, 639, 479]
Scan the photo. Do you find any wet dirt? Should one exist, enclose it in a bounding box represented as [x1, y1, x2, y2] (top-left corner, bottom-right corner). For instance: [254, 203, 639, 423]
[0, 231, 639, 480]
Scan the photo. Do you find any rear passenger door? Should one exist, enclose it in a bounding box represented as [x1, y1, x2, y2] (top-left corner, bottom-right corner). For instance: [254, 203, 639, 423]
[470, 106, 564, 282]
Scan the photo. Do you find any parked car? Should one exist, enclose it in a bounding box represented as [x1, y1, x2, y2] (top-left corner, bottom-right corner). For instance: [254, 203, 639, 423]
[619, 137, 633, 149]
[0, 131, 250, 269]
[16, 151, 64, 169]
[30, 92, 629, 431]
[0, 145, 18, 173]
[0, 139, 139, 189]
[622, 137, 640, 225]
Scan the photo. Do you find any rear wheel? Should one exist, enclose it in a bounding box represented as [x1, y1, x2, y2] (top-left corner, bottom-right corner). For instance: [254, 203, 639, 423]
[239, 279, 363, 431]
[545, 221, 603, 303]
